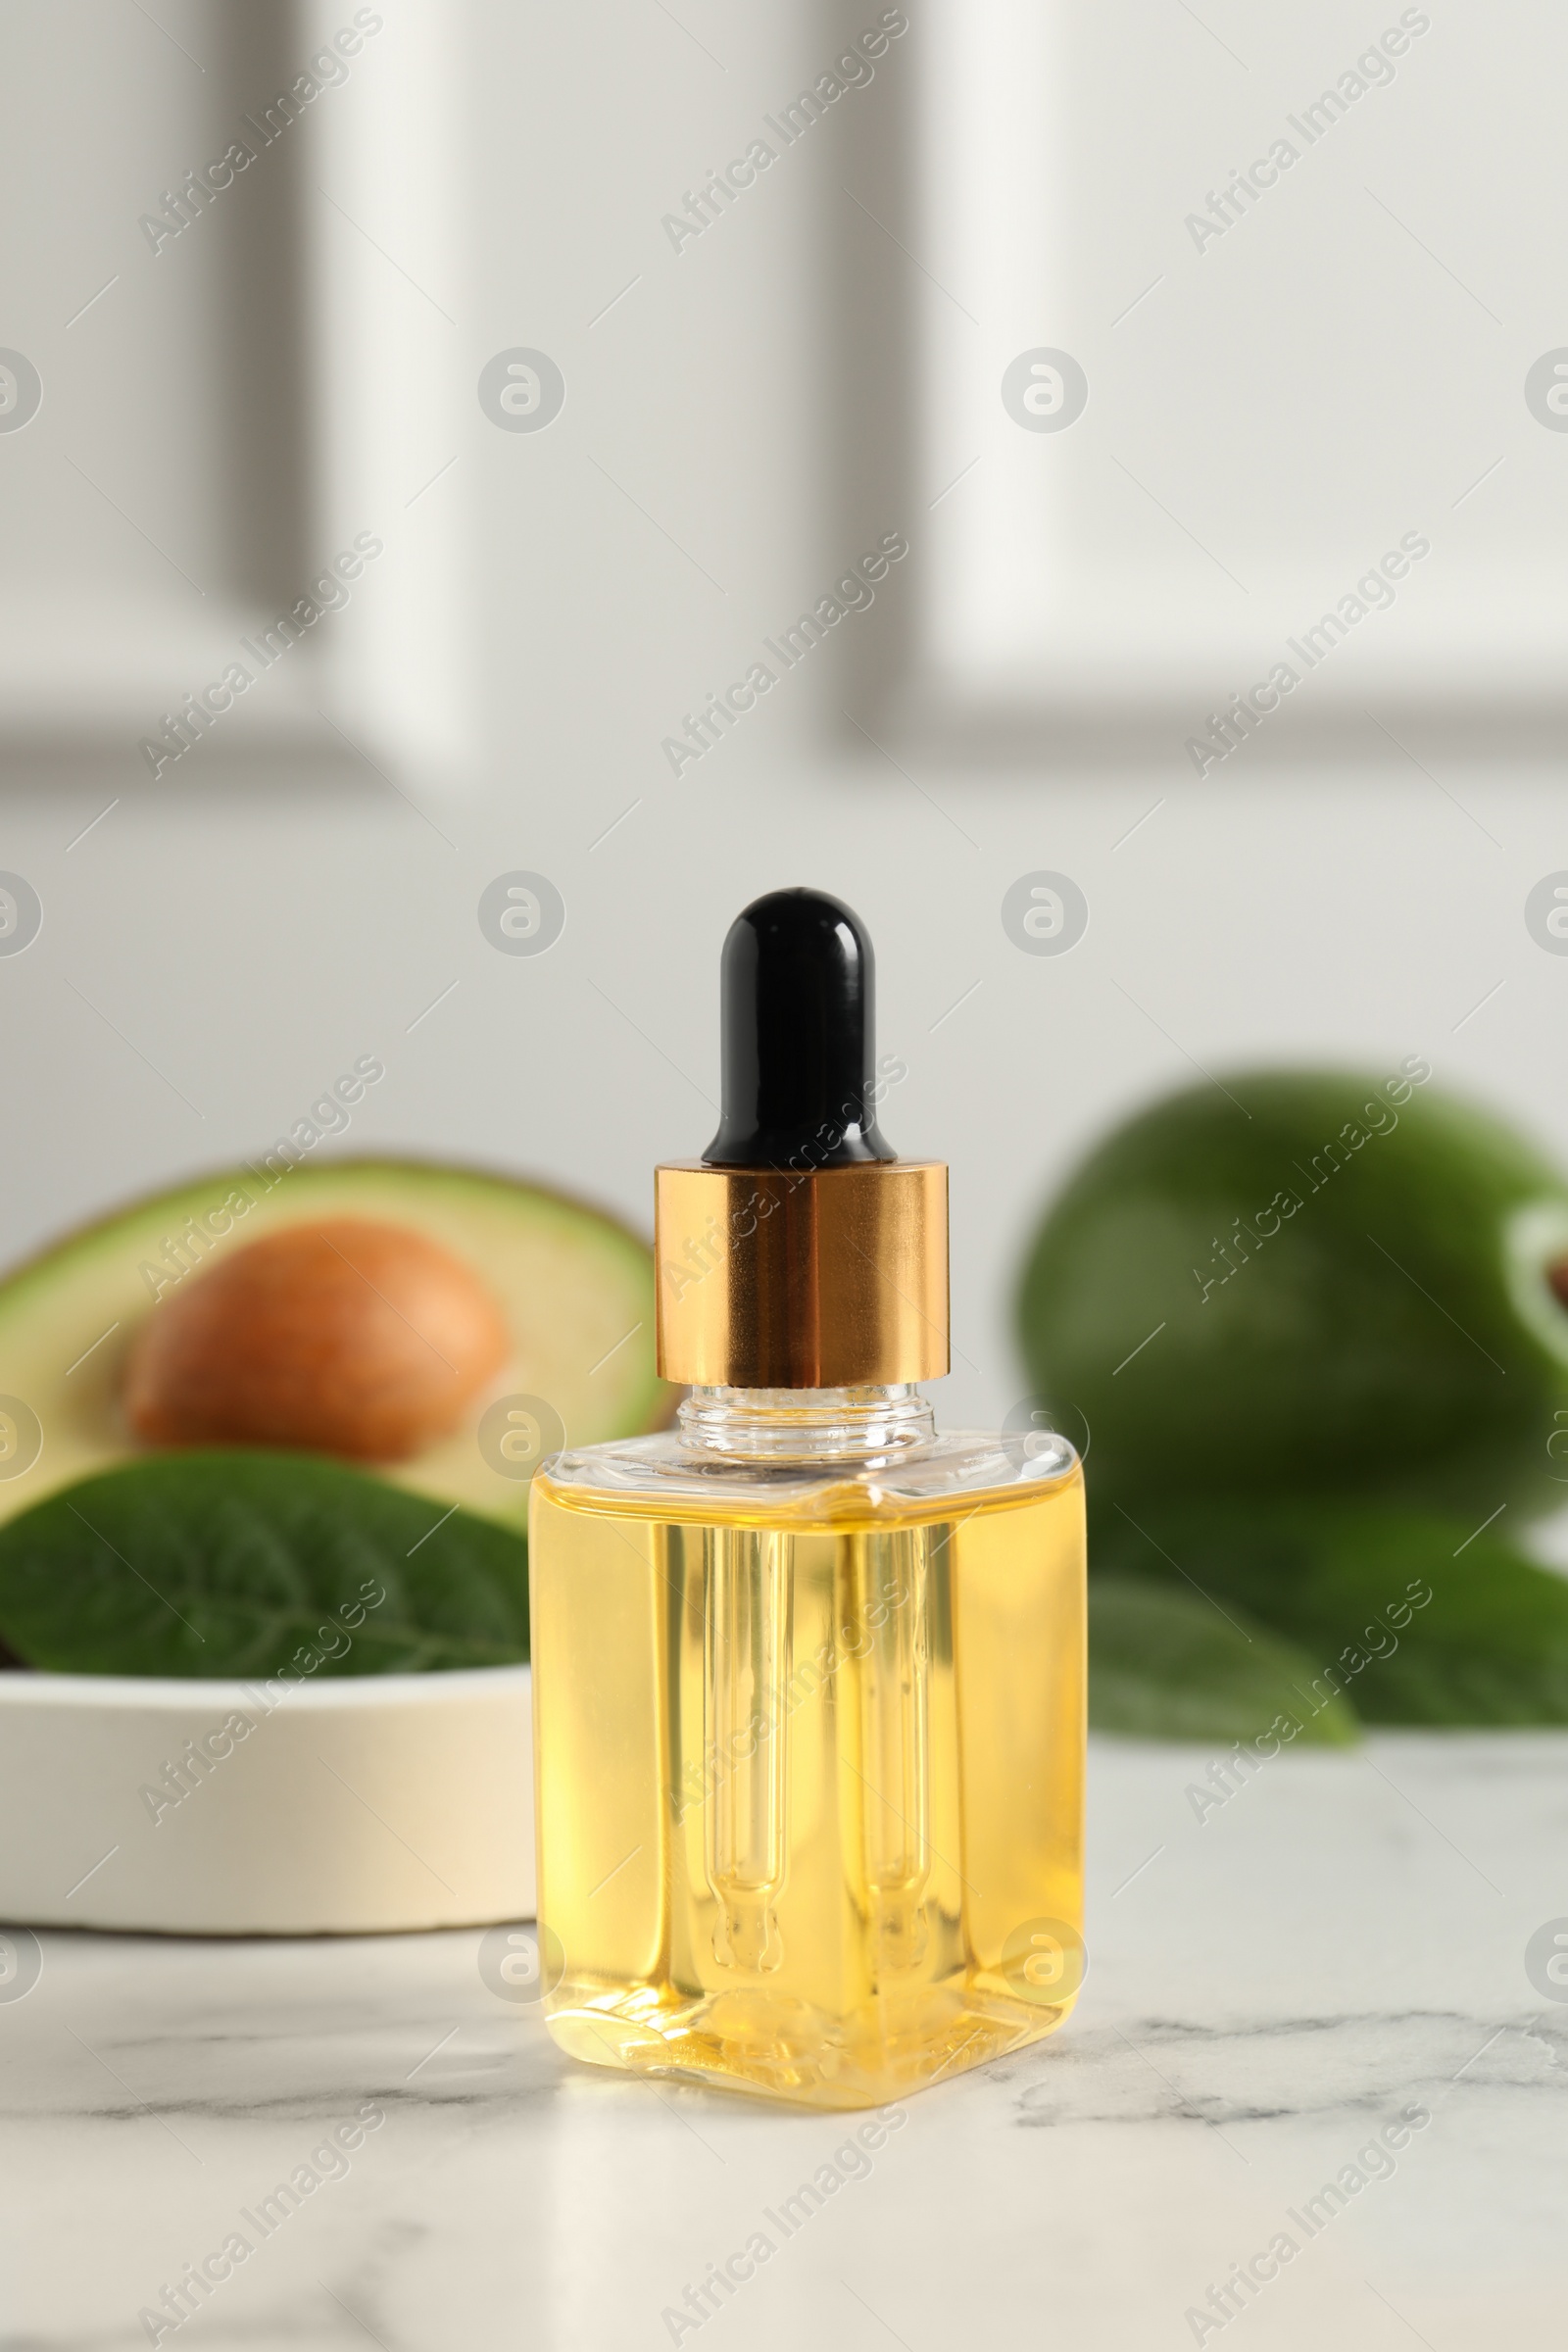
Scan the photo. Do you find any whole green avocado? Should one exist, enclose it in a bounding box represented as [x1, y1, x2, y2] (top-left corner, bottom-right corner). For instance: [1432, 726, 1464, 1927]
[1018, 1068, 1568, 1521]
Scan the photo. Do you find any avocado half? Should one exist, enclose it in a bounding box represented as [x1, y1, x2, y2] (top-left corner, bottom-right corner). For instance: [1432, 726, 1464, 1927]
[1018, 1072, 1568, 1521]
[0, 1158, 671, 1533]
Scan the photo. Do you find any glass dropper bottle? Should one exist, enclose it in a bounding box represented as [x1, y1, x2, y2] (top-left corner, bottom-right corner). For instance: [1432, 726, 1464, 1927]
[530, 887, 1086, 2109]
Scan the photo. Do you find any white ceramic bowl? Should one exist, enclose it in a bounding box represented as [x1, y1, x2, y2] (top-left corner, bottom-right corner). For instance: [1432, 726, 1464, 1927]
[0, 1664, 534, 1935]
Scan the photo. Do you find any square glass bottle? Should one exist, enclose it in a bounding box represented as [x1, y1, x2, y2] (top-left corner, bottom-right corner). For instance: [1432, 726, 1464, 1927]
[530, 892, 1086, 2109]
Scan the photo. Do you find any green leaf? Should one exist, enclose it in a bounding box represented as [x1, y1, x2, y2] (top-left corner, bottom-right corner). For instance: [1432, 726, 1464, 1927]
[1089, 1577, 1357, 1744]
[0, 1450, 529, 1678]
[1096, 1497, 1568, 1726]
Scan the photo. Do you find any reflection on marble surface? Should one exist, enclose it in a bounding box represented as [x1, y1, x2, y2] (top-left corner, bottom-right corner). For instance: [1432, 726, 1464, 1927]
[7, 1734, 1567, 2349]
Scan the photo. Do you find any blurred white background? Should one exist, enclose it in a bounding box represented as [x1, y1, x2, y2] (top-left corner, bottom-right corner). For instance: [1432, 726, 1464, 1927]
[3, 0, 1566, 1432]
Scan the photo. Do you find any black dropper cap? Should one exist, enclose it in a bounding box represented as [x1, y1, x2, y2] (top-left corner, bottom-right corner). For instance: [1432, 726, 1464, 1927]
[703, 889, 896, 1169]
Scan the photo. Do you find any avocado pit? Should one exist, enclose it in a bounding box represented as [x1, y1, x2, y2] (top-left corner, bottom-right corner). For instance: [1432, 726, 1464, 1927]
[123, 1217, 510, 1462]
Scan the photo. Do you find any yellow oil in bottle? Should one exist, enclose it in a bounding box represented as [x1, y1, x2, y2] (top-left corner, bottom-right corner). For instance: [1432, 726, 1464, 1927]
[530, 1458, 1085, 2111]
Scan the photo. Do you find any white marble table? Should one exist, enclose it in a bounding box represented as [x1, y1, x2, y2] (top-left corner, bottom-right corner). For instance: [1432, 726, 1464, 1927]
[8, 1734, 1566, 2350]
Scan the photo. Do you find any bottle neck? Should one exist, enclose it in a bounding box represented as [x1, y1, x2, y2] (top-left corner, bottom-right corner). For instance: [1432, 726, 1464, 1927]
[676, 1384, 936, 1465]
